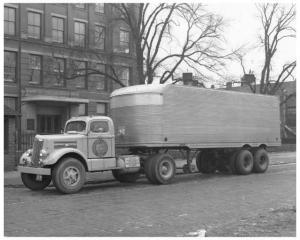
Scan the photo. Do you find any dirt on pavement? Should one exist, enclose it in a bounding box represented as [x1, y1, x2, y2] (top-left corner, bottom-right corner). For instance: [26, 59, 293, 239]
[207, 205, 296, 237]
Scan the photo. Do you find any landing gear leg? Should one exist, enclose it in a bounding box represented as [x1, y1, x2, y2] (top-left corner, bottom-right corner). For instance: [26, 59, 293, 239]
[183, 150, 195, 173]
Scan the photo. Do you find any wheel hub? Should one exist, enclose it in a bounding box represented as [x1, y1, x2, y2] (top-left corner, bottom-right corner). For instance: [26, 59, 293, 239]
[63, 166, 80, 186]
[159, 160, 173, 179]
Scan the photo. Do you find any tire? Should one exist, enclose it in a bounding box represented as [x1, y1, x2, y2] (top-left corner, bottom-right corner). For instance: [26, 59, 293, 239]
[196, 151, 217, 174]
[229, 151, 238, 174]
[52, 158, 86, 194]
[112, 170, 140, 183]
[253, 148, 269, 173]
[235, 150, 254, 175]
[21, 173, 52, 191]
[146, 154, 176, 184]
[144, 156, 159, 184]
[216, 159, 229, 173]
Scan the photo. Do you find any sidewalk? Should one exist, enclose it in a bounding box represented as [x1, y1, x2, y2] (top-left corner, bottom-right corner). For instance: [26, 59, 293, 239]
[4, 151, 296, 187]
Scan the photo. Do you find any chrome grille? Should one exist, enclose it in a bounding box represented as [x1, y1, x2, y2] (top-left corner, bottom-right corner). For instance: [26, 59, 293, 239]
[32, 138, 43, 165]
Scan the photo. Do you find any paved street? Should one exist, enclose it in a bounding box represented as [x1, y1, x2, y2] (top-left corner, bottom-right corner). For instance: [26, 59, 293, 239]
[4, 152, 296, 237]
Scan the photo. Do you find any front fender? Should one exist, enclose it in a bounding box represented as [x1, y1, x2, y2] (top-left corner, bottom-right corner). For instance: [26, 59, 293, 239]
[43, 148, 88, 168]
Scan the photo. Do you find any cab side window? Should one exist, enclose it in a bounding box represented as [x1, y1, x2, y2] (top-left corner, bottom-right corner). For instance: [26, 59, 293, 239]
[90, 121, 109, 133]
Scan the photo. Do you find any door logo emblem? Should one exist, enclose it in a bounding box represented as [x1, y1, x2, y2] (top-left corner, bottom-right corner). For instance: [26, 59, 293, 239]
[92, 139, 108, 157]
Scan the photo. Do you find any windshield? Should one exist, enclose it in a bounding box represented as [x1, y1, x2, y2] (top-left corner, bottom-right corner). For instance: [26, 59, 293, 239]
[65, 121, 86, 133]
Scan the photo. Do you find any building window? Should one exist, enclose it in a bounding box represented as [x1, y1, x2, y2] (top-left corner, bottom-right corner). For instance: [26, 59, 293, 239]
[88, 63, 106, 91]
[113, 66, 130, 90]
[72, 60, 87, 88]
[4, 7, 16, 35]
[4, 51, 17, 82]
[119, 67, 130, 86]
[28, 11, 41, 39]
[75, 4, 85, 9]
[4, 97, 17, 111]
[120, 29, 130, 53]
[53, 58, 65, 87]
[95, 25, 105, 49]
[29, 55, 42, 84]
[78, 104, 86, 116]
[95, 3, 104, 13]
[74, 21, 86, 47]
[52, 16, 64, 43]
[37, 115, 61, 134]
[27, 119, 35, 131]
[96, 103, 107, 115]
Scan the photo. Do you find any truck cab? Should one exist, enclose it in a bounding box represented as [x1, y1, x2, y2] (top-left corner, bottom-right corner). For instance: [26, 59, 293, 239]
[18, 116, 140, 194]
[64, 116, 116, 170]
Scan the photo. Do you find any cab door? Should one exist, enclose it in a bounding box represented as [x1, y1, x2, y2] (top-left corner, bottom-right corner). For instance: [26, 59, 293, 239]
[88, 120, 116, 170]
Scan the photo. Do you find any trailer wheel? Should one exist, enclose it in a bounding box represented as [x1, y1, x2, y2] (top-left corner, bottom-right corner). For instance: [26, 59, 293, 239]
[112, 170, 140, 183]
[52, 158, 86, 194]
[216, 160, 229, 173]
[144, 156, 159, 184]
[146, 154, 176, 184]
[253, 148, 269, 173]
[196, 151, 217, 174]
[235, 150, 253, 175]
[229, 151, 238, 174]
[21, 173, 51, 191]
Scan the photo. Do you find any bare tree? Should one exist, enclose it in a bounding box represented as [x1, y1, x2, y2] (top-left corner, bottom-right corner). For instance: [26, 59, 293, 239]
[233, 3, 295, 97]
[258, 3, 296, 94]
[115, 3, 235, 84]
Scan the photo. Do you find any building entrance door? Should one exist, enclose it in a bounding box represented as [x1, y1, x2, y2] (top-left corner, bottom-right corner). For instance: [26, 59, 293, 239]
[37, 115, 62, 134]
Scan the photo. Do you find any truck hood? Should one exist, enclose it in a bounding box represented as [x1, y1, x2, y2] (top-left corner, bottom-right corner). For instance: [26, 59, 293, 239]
[35, 134, 86, 152]
[36, 134, 86, 141]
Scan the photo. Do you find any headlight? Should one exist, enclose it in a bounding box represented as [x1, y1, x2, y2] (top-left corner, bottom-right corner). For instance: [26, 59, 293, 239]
[19, 149, 33, 165]
[25, 149, 33, 157]
[39, 149, 49, 160]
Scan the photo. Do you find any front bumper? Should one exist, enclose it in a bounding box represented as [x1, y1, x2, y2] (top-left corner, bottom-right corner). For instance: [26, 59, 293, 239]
[18, 166, 51, 175]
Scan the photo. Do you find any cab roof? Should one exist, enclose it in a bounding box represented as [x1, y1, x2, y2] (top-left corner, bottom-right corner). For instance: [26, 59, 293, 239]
[68, 116, 112, 122]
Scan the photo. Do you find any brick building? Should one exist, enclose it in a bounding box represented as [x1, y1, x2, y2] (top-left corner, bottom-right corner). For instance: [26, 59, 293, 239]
[4, 3, 138, 170]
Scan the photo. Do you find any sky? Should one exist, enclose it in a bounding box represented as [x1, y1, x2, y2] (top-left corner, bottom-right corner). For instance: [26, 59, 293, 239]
[206, 2, 296, 87]
[153, 2, 296, 87]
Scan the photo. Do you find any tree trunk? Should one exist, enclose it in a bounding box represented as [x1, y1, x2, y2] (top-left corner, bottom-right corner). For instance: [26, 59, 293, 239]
[135, 45, 145, 84]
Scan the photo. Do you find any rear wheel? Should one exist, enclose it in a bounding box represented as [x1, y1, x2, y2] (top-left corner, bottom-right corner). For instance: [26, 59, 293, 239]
[196, 150, 217, 174]
[144, 156, 158, 184]
[235, 150, 253, 175]
[112, 170, 140, 183]
[253, 148, 269, 173]
[145, 154, 176, 184]
[21, 173, 51, 191]
[52, 158, 86, 194]
[229, 151, 238, 174]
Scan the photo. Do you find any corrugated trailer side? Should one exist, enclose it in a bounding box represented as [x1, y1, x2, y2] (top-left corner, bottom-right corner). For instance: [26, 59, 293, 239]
[110, 85, 165, 147]
[162, 85, 281, 148]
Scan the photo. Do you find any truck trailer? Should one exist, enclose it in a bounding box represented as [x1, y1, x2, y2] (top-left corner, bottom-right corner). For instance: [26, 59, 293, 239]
[18, 84, 281, 193]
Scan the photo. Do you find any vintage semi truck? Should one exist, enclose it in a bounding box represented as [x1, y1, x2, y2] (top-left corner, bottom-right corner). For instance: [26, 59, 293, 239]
[18, 84, 281, 193]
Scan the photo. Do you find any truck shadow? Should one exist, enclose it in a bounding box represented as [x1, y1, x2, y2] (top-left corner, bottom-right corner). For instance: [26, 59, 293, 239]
[76, 171, 238, 194]
[35, 172, 242, 196]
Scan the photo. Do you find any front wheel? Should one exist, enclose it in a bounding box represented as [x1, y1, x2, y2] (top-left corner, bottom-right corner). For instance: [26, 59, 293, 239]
[52, 158, 86, 194]
[21, 173, 51, 191]
[112, 170, 140, 183]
